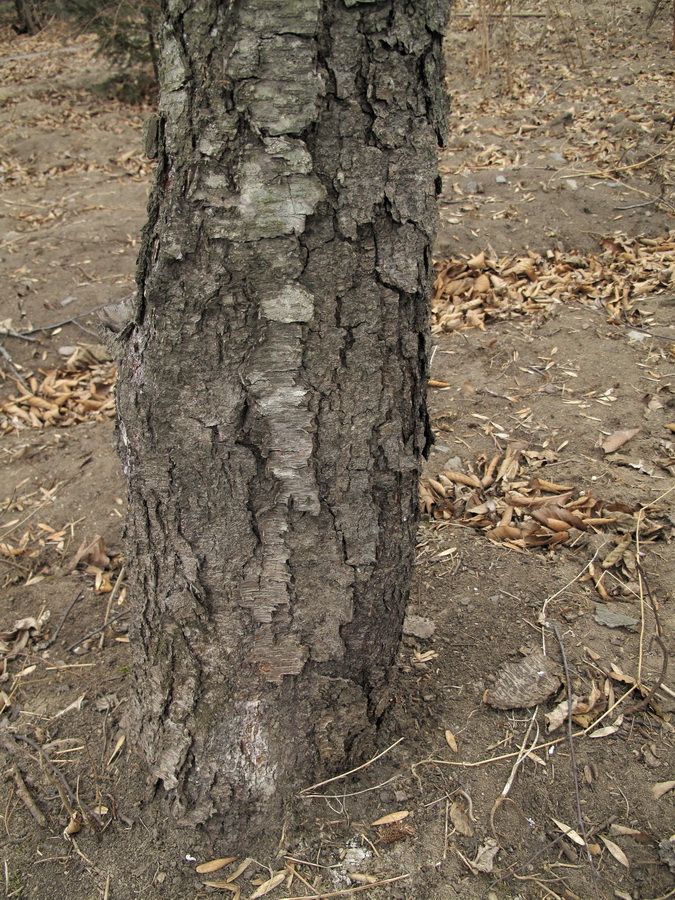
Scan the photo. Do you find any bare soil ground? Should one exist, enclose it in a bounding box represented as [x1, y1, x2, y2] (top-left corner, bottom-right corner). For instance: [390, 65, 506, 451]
[0, 3, 674, 899]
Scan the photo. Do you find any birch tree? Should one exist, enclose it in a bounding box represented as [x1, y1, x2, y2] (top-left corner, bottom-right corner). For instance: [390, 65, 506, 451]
[111, 0, 448, 846]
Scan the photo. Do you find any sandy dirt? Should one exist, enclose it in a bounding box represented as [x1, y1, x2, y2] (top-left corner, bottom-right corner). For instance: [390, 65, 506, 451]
[0, 2, 673, 899]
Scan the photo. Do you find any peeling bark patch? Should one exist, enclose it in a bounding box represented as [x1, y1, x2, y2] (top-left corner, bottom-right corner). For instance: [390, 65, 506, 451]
[199, 138, 326, 241]
[240, 317, 320, 680]
[260, 284, 315, 323]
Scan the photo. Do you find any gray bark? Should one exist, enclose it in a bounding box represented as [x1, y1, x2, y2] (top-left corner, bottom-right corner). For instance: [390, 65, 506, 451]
[115, 0, 448, 845]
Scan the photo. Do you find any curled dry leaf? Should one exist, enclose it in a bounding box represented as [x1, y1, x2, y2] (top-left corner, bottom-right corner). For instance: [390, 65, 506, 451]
[601, 537, 632, 569]
[63, 811, 84, 837]
[472, 839, 500, 873]
[349, 874, 379, 885]
[601, 427, 640, 454]
[610, 824, 652, 842]
[450, 801, 474, 837]
[371, 810, 409, 827]
[66, 535, 110, 572]
[545, 684, 602, 732]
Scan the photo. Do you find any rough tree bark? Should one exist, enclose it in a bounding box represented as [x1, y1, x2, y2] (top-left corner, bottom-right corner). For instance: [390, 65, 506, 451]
[114, 0, 448, 845]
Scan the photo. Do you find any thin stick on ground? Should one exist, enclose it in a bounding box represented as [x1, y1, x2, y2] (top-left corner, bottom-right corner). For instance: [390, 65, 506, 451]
[45, 592, 83, 649]
[539, 542, 607, 642]
[0, 344, 29, 391]
[66, 608, 129, 653]
[302, 775, 399, 800]
[279, 873, 409, 900]
[546, 621, 600, 900]
[490, 710, 539, 835]
[622, 563, 669, 718]
[3, 730, 104, 829]
[4, 765, 47, 827]
[99, 566, 126, 650]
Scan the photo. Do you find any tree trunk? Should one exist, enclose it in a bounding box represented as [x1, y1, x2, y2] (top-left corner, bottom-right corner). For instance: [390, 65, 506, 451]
[115, 0, 448, 846]
[14, 0, 41, 35]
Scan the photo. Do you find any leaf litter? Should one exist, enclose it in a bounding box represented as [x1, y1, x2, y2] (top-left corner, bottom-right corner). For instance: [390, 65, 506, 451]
[431, 233, 675, 334]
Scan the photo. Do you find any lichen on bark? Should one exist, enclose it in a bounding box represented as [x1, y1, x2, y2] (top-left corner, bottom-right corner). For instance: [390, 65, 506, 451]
[116, 0, 449, 844]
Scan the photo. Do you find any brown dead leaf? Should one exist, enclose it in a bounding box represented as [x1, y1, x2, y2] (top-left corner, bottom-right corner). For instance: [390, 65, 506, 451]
[601, 427, 640, 454]
[450, 800, 474, 836]
[349, 874, 379, 885]
[652, 780, 675, 800]
[472, 839, 500, 873]
[600, 836, 630, 868]
[66, 535, 110, 572]
[371, 810, 409, 827]
[249, 872, 286, 898]
[195, 858, 237, 874]
[610, 824, 652, 842]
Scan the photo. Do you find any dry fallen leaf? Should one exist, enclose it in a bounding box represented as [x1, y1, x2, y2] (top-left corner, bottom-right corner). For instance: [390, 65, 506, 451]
[371, 810, 409, 827]
[450, 800, 474, 837]
[249, 871, 286, 898]
[195, 857, 237, 874]
[600, 835, 630, 868]
[349, 874, 378, 885]
[445, 729, 458, 753]
[472, 839, 500, 873]
[66, 535, 110, 572]
[610, 824, 652, 842]
[589, 724, 620, 738]
[601, 427, 640, 454]
[652, 780, 675, 800]
[552, 817, 586, 846]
